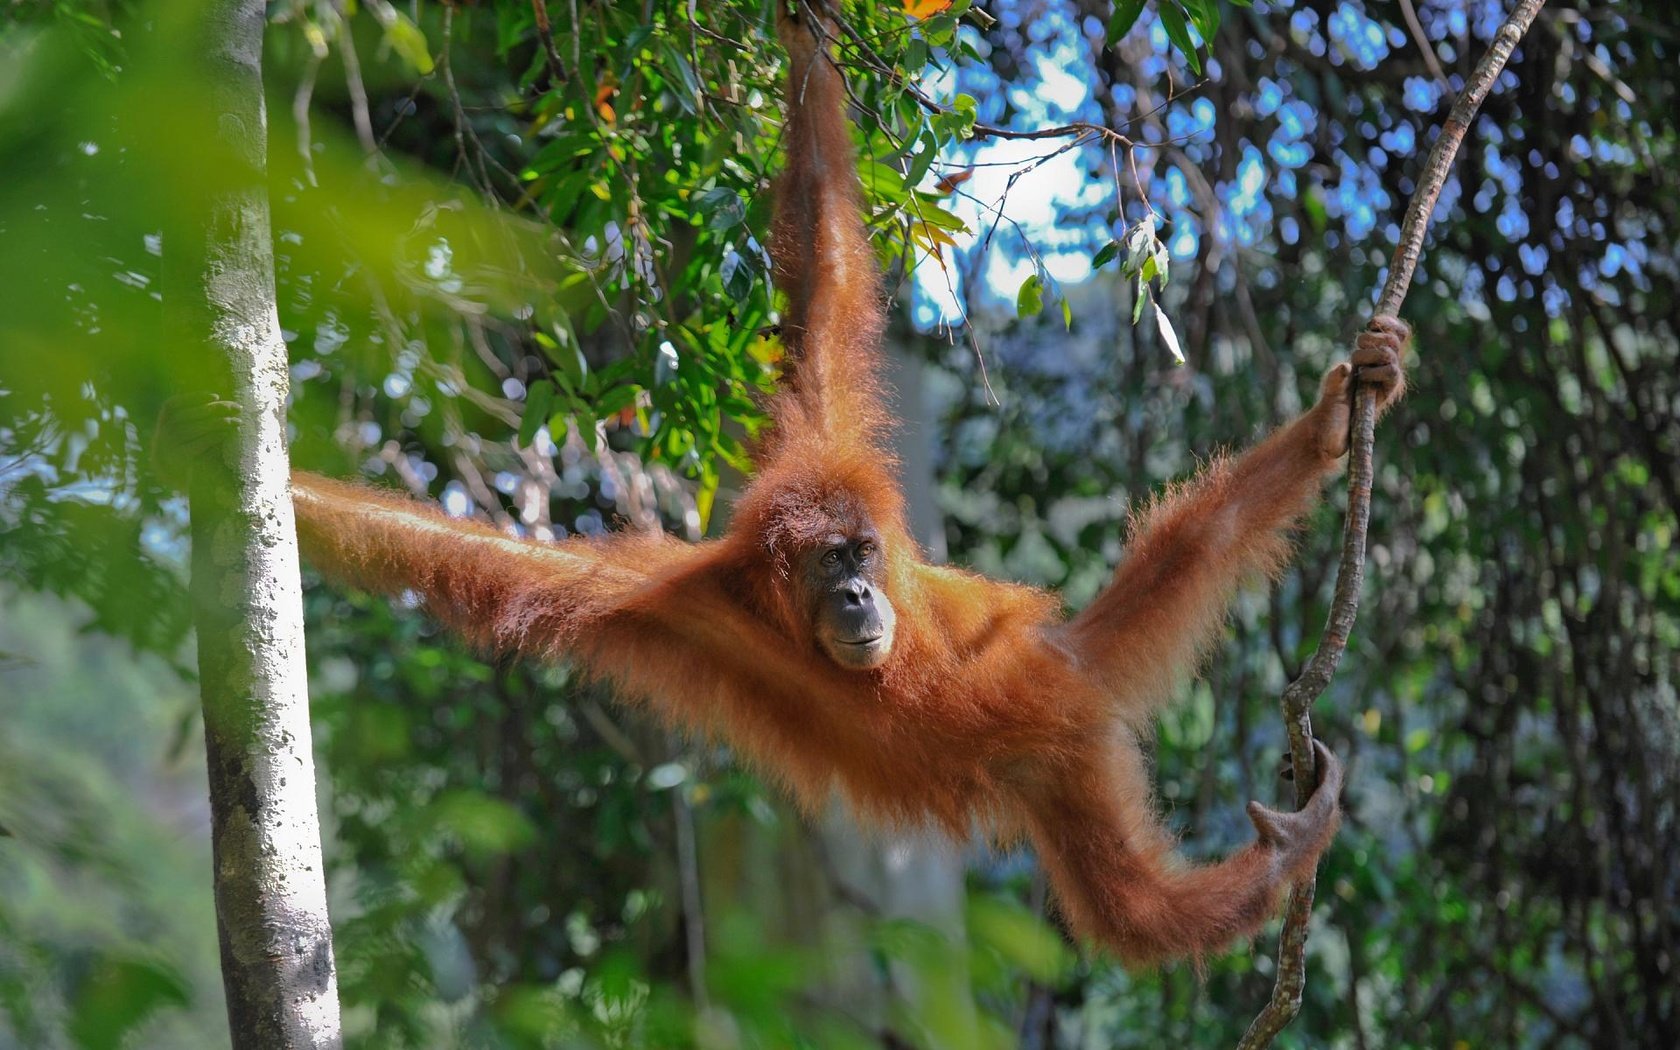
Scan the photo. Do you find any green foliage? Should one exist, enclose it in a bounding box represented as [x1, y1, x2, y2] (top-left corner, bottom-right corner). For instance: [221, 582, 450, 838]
[965, 896, 1073, 986]
[1156, 2, 1202, 76]
[1107, 0, 1148, 46]
[67, 956, 190, 1050]
[1105, 0, 1219, 72]
[0, 0, 1021, 1041]
[1014, 272, 1044, 318]
[3, 0, 1678, 1046]
[925, 0, 1680, 1043]
[0, 592, 227, 1045]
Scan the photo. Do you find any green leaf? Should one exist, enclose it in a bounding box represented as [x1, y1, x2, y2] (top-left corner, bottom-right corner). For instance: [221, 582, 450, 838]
[922, 12, 958, 49]
[1132, 276, 1147, 324]
[1092, 239, 1122, 269]
[934, 93, 978, 140]
[917, 203, 969, 230]
[525, 133, 598, 177]
[695, 186, 745, 231]
[862, 161, 908, 199]
[1158, 2, 1202, 75]
[1061, 298, 1073, 331]
[722, 248, 762, 304]
[1015, 273, 1044, 318]
[624, 24, 656, 56]
[1182, 0, 1220, 42]
[68, 956, 189, 1050]
[1303, 186, 1329, 233]
[595, 383, 642, 419]
[904, 35, 929, 74]
[518, 379, 555, 447]
[380, 10, 434, 75]
[907, 129, 941, 189]
[1107, 0, 1147, 46]
[552, 338, 588, 391]
[967, 897, 1072, 984]
[663, 44, 704, 116]
[696, 462, 719, 532]
[433, 790, 536, 856]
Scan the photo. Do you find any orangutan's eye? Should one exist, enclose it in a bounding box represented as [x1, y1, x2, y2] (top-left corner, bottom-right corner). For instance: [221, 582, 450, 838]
[822, 549, 841, 566]
[856, 541, 876, 559]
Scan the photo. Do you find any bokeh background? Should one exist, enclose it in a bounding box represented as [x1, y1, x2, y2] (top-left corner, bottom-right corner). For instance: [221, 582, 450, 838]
[1, 0, 1675, 1047]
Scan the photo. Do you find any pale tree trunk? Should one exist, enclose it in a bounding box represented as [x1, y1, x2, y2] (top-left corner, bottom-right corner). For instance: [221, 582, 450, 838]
[171, 0, 342, 1045]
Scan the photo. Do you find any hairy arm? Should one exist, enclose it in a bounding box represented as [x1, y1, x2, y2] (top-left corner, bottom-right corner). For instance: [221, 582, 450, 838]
[156, 399, 789, 698]
[290, 476, 826, 736]
[767, 9, 889, 447]
[1062, 319, 1408, 713]
[1026, 736, 1342, 967]
[290, 473, 691, 660]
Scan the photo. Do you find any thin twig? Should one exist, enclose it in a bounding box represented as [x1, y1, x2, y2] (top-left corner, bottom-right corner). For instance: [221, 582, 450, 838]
[1236, 1, 1546, 1047]
[292, 51, 322, 186]
[530, 0, 568, 85]
[333, 2, 378, 156]
[672, 779, 709, 1010]
[1397, 0, 1452, 96]
[828, 11, 1137, 147]
[1375, 0, 1546, 319]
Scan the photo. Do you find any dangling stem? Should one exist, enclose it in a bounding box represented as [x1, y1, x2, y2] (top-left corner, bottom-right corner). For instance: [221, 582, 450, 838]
[1237, 2, 1547, 1046]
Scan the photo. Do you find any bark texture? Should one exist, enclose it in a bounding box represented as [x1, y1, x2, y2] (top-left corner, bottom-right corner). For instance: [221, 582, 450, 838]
[178, 0, 342, 1045]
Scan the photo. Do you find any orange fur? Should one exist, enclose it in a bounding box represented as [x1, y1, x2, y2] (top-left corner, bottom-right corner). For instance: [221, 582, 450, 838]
[288, 12, 1404, 968]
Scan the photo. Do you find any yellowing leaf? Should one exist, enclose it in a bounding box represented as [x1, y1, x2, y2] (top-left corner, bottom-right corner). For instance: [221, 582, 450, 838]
[302, 20, 329, 58]
[903, 0, 953, 19]
[696, 470, 718, 532]
[377, 7, 434, 75]
[909, 218, 957, 250]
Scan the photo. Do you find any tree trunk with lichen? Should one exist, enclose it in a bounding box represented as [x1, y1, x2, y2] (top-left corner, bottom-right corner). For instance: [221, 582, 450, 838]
[171, 0, 342, 1045]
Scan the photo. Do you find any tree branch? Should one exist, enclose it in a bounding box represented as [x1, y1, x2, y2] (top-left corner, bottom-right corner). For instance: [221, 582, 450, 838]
[1236, 2, 1547, 1047]
[529, 0, 568, 86]
[825, 11, 1137, 147]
